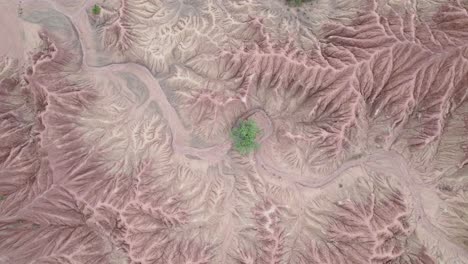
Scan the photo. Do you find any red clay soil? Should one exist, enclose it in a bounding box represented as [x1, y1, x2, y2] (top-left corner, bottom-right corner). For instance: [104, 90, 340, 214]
[1, 0, 468, 263]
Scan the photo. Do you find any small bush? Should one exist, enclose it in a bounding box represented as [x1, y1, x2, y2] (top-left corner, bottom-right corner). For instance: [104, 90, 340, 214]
[286, 0, 312, 6]
[231, 120, 260, 155]
[92, 4, 101, 15]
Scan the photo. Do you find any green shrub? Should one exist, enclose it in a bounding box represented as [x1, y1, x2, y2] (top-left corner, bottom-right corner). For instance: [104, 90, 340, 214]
[231, 120, 260, 155]
[92, 4, 101, 15]
[287, 0, 312, 6]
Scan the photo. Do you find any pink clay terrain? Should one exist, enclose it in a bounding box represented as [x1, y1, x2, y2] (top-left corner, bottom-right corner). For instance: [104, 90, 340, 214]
[1, 0, 468, 263]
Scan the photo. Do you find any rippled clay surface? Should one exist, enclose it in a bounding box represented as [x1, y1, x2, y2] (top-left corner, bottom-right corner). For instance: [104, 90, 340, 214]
[1, 0, 468, 263]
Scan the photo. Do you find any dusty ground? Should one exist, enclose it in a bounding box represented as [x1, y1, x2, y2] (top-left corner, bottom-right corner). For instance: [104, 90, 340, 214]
[1, 0, 468, 263]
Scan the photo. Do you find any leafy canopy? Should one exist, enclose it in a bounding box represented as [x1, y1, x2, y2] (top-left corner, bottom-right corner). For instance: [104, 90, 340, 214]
[92, 4, 101, 15]
[231, 119, 260, 155]
[287, 0, 313, 6]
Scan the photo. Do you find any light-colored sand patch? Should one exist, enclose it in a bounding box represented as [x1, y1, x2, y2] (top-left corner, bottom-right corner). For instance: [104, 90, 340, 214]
[0, 1, 25, 60]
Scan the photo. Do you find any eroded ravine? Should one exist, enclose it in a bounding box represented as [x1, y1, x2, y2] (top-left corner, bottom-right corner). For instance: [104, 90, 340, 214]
[67, 3, 233, 163]
[365, 150, 468, 260]
[2, 0, 468, 263]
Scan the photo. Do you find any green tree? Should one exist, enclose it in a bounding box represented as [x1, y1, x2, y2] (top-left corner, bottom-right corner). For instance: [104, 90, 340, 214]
[231, 120, 260, 155]
[287, 0, 312, 6]
[92, 4, 101, 15]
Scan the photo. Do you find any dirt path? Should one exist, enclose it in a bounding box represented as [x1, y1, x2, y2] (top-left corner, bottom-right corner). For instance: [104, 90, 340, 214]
[365, 150, 468, 260]
[255, 123, 467, 259]
[95, 62, 232, 162]
[65, 5, 232, 163]
[252, 113, 368, 188]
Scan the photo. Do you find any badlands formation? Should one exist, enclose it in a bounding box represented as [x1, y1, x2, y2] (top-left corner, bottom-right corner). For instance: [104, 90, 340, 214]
[0, 0, 468, 263]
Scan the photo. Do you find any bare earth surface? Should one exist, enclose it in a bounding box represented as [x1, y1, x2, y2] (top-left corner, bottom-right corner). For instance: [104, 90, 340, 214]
[1, 0, 468, 263]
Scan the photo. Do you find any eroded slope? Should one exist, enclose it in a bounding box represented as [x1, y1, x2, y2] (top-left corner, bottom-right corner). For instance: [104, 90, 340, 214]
[1, 0, 468, 263]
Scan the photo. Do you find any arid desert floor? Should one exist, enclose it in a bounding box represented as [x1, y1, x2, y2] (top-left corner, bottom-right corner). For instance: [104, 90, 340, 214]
[1, 0, 468, 263]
